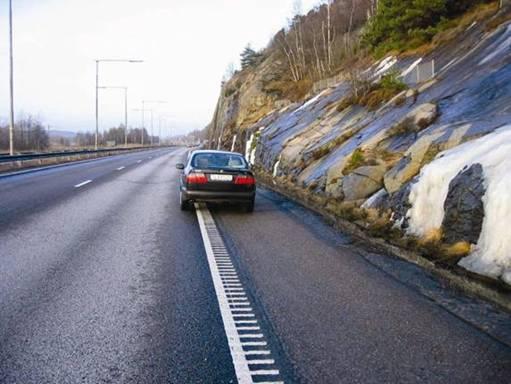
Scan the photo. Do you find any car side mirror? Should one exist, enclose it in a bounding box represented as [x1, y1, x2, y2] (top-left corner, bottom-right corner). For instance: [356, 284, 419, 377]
[176, 163, 185, 170]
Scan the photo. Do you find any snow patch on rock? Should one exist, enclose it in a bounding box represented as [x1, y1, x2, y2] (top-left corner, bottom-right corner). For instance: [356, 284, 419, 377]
[273, 155, 281, 178]
[407, 125, 511, 283]
[295, 89, 328, 113]
[374, 56, 398, 78]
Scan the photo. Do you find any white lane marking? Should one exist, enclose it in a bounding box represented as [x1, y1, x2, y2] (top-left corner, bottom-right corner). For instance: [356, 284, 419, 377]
[244, 350, 271, 355]
[137, 160, 142, 163]
[247, 359, 275, 365]
[241, 341, 267, 346]
[195, 204, 283, 384]
[74, 180, 92, 188]
[231, 308, 253, 312]
[251, 370, 280, 376]
[239, 334, 264, 338]
[255, 382, 284, 384]
[116, 166, 125, 171]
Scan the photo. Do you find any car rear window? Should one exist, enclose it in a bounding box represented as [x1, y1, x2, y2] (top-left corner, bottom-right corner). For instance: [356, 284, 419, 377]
[191, 153, 248, 170]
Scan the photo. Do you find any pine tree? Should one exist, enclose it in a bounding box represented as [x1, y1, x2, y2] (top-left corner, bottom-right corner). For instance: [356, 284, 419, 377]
[240, 45, 261, 69]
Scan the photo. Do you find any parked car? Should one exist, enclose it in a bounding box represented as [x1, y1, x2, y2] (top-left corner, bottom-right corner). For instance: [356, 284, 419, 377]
[176, 150, 256, 212]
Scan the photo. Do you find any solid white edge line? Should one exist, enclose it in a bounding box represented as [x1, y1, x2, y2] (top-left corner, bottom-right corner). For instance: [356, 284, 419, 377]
[195, 205, 254, 384]
[74, 180, 92, 188]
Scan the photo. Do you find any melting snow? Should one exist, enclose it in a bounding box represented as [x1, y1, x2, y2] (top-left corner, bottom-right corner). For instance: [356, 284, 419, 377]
[294, 90, 326, 114]
[273, 155, 281, 178]
[374, 56, 397, 78]
[407, 125, 511, 283]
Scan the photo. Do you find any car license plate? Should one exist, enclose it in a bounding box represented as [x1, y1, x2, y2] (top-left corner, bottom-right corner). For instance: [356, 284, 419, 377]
[210, 174, 233, 181]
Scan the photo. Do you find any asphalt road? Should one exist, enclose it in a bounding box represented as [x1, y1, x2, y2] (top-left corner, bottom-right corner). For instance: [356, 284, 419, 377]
[0, 147, 510, 383]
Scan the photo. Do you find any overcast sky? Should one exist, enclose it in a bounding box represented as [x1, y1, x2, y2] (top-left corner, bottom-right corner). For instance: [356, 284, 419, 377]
[0, 0, 319, 136]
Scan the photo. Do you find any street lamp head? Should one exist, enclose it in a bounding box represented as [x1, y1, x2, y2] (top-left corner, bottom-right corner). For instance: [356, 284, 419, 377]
[96, 59, 144, 63]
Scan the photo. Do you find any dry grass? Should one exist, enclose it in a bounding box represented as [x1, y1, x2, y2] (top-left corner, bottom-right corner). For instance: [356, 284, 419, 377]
[486, 10, 511, 31]
[343, 149, 366, 175]
[336, 96, 356, 112]
[310, 130, 356, 161]
[263, 78, 313, 102]
[444, 241, 472, 258]
[401, 1, 500, 57]
[366, 216, 402, 240]
[359, 88, 399, 110]
[419, 228, 444, 244]
[356, 72, 407, 111]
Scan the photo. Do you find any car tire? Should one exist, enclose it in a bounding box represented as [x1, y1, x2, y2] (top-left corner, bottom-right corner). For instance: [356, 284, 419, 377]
[244, 199, 255, 213]
[180, 192, 190, 211]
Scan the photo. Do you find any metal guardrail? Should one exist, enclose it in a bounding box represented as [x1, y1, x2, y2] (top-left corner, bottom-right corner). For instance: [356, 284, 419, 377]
[312, 73, 346, 94]
[401, 60, 436, 85]
[0, 146, 155, 164]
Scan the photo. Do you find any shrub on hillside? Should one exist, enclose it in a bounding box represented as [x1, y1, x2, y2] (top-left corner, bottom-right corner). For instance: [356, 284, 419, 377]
[363, 0, 494, 56]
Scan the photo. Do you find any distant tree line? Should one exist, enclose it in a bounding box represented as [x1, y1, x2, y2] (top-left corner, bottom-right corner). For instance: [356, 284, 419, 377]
[0, 119, 160, 151]
[0, 116, 49, 152]
[75, 125, 158, 147]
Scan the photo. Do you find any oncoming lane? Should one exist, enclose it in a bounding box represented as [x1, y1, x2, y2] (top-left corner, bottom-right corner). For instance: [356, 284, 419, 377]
[0, 148, 170, 226]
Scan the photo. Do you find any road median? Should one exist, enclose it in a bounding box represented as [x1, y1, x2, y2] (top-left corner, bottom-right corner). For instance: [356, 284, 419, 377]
[0, 147, 164, 175]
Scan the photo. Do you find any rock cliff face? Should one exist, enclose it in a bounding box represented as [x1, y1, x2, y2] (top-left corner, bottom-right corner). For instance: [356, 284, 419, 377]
[208, 9, 511, 284]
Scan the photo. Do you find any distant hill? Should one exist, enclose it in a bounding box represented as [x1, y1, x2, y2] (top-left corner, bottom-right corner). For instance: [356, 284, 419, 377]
[49, 130, 77, 139]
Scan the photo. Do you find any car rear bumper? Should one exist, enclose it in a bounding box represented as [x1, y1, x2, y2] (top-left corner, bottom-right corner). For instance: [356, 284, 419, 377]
[181, 188, 255, 203]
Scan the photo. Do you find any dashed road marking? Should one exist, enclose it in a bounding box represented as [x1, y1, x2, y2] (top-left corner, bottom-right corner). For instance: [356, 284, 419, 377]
[137, 160, 142, 163]
[195, 204, 283, 384]
[116, 166, 125, 171]
[74, 180, 92, 188]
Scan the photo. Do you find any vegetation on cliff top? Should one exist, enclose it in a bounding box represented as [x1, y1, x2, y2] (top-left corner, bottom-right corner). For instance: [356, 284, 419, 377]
[363, 0, 496, 57]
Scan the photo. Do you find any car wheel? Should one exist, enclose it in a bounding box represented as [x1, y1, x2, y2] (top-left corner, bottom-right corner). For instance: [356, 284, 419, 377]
[180, 192, 190, 211]
[244, 199, 255, 213]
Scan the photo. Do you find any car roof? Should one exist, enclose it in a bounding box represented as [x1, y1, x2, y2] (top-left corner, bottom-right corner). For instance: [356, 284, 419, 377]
[190, 149, 244, 157]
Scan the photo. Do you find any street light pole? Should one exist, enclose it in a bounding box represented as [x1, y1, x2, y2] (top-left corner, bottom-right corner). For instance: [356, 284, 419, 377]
[8, 0, 15, 155]
[141, 100, 145, 146]
[141, 100, 167, 147]
[98, 86, 128, 147]
[132, 108, 152, 146]
[158, 117, 163, 146]
[95, 60, 99, 150]
[95, 59, 143, 150]
[150, 109, 154, 146]
[124, 88, 128, 147]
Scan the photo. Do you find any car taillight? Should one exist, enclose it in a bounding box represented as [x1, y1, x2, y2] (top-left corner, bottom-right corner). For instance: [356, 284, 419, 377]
[234, 175, 255, 185]
[186, 172, 208, 184]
